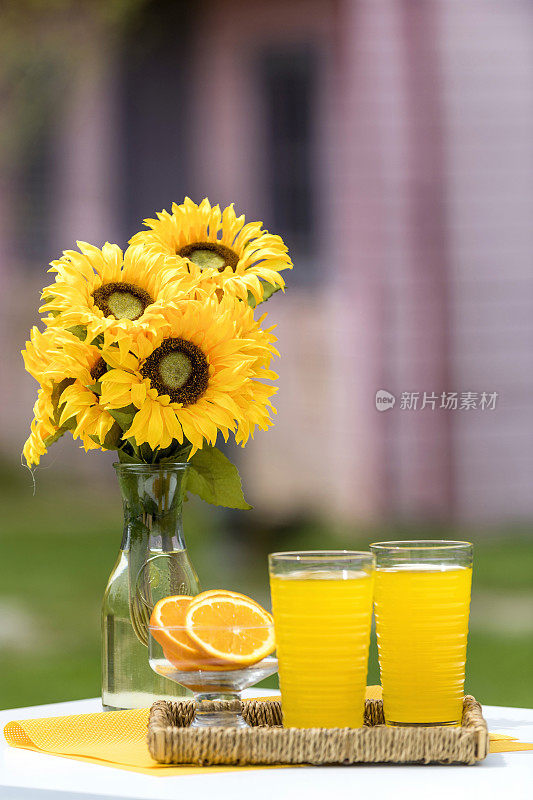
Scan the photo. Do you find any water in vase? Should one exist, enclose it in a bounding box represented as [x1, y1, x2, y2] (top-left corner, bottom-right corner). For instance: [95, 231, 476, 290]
[102, 547, 200, 710]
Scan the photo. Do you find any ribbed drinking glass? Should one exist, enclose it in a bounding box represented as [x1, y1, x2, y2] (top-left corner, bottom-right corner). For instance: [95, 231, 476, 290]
[269, 551, 375, 728]
[371, 540, 473, 726]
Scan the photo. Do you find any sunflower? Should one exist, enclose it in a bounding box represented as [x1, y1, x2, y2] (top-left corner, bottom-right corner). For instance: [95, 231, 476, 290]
[22, 327, 116, 464]
[99, 294, 278, 456]
[40, 241, 208, 341]
[23, 387, 61, 467]
[129, 197, 292, 304]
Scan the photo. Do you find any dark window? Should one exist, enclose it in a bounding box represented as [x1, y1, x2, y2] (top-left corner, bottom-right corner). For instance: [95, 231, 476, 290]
[258, 46, 318, 275]
[119, 0, 194, 239]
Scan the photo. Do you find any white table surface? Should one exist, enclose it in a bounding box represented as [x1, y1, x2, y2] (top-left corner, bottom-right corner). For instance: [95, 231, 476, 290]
[1, 693, 532, 800]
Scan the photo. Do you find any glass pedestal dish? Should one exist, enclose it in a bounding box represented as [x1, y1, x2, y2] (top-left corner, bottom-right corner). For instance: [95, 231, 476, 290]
[149, 622, 277, 728]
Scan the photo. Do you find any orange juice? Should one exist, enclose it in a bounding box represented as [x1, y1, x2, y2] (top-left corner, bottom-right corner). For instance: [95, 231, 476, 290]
[374, 565, 472, 725]
[270, 571, 374, 728]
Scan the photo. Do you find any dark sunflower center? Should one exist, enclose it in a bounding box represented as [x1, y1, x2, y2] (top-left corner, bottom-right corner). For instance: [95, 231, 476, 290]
[140, 338, 209, 405]
[90, 357, 107, 382]
[92, 282, 154, 321]
[177, 242, 239, 272]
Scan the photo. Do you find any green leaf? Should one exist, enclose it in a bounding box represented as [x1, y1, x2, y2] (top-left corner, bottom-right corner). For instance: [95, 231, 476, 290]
[109, 404, 137, 432]
[247, 280, 281, 309]
[66, 325, 87, 341]
[88, 421, 123, 451]
[43, 428, 67, 447]
[115, 440, 191, 464]
[117, 447, 139, 464]
[89, 333, 105, 348]
[147, 443, 192, 464]
[61, 416, 77, 432]
[50, 378, 75, 424]
[187, 445, 252, 510]
[40, 296, 60, 317]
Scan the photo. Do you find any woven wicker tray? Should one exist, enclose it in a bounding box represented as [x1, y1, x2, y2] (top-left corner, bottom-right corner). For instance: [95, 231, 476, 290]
[147, 695, 489, 766]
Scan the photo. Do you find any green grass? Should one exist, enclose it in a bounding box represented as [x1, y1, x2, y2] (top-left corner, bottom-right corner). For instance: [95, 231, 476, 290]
[465, 632, 533, 708]
[472, 539, 533, 592]
[1, 463, 532, 709]
[0, 473, 119, 707]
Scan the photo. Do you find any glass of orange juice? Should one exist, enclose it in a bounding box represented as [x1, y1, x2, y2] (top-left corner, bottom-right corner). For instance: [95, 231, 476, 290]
[269, 550, 375, 728]
[370, 540, 473, 727]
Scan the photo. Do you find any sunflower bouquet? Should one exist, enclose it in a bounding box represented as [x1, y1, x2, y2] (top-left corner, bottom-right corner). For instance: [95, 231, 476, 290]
[22, 198, 292, 509]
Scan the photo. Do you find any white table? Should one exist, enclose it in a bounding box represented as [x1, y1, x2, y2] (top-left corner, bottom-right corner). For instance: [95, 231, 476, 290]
[1, 694, 532, 800]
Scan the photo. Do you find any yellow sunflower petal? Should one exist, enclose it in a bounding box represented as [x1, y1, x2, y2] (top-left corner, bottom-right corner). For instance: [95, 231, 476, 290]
[22, 387, 61, 467]
[124, 398, 158, 448]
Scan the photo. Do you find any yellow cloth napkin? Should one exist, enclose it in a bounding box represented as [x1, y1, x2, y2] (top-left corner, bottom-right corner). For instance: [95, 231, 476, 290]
[3, 687, 532, 775]
[488, 733, 533, 753]
[3, 704, 275, 776]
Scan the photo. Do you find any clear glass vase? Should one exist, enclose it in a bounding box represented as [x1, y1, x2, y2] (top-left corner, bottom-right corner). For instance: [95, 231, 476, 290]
[102, 462, 200, 710]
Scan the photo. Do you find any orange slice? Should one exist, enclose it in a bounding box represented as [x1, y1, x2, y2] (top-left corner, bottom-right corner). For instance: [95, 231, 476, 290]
[149, 595, 204, 661]
[150, 594, 233, 670]
[192, 589, 273, 617]
[163, 650, 240, 672]
[185, 592, 275, 666]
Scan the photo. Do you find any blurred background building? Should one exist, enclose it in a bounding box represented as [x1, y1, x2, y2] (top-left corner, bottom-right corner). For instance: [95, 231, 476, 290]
[3, 0, 533, 523]
[1, 0, 532, 708]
